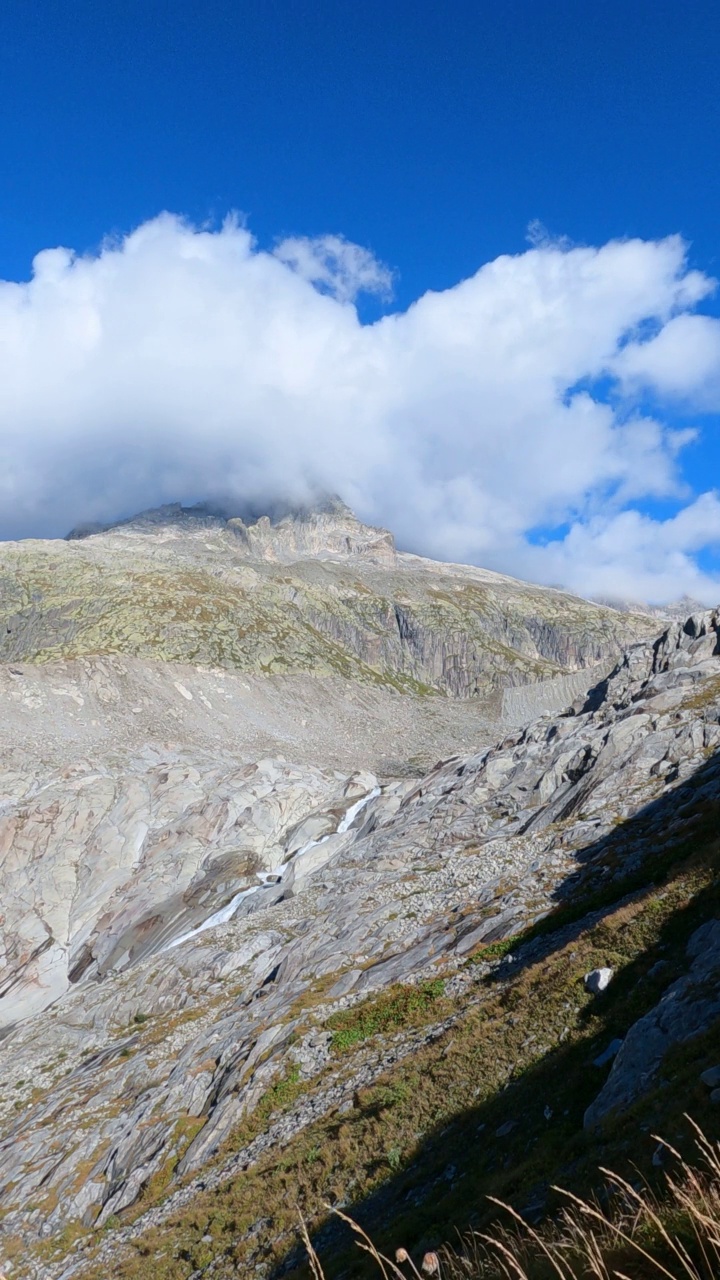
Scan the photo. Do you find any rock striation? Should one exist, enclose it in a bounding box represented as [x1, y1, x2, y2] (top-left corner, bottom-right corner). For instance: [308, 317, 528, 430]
[2, 608, 720, 1265]
[0, 751, 376, 1029]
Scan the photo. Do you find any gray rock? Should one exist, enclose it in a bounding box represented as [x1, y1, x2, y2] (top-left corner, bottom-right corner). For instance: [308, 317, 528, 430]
[585, 919, 720, 1128]
[700, 1065, 720, 1088]
[495, 1120, 516, 1137]
[593, 1038, 623, 1067]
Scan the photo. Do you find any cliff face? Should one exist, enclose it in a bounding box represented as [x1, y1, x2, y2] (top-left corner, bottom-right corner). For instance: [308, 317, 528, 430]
[0, 503, 653, 697]
[227, 498, 397, 564]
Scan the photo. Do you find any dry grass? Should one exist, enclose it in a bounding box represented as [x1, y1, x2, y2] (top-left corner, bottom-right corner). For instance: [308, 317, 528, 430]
[304, 1119, 720, 1279]
[64, 848, 720, 1280]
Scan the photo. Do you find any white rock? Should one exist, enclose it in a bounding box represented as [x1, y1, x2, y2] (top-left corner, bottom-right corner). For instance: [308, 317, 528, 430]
[584, 967, 614, 995]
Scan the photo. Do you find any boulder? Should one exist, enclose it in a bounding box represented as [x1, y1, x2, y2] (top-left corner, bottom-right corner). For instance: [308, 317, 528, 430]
[584, 967, 614, 995]
[585, 920, 720, 1128]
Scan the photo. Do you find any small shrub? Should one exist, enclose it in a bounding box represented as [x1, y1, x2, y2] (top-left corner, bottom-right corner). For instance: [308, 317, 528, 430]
[327, 980, 447, 1054]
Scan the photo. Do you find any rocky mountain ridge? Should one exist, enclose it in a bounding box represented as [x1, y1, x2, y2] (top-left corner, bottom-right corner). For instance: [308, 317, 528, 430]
[1, 500, 653, 698]
[67, 499, 398, 567]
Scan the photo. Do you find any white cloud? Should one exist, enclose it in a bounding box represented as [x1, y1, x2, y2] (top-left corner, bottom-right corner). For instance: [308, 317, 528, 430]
[274, 232, 393, 303]
[514, 493, 720, 606]
[612, 312, 720, 403]
[1, 213, 720, 603]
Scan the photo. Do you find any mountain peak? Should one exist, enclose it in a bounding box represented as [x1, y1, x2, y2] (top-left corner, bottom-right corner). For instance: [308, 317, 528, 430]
[227, 500, 396, 564]
[65, 496, 397, 564]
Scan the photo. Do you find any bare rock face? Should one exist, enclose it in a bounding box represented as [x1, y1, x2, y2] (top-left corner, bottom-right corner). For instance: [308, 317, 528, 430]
[0, 751, 374, 1029]
[1, 608, 720, 1256]
[0, 500, 654, 697]
[227, 498, 397, 564]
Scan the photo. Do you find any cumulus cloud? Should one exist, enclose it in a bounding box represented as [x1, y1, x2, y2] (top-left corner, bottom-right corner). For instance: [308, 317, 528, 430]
[612, 312, 720, 403]
[273, 232, 393, 303]
[514, 494, 720, 606]
[1, 212, 720, 603]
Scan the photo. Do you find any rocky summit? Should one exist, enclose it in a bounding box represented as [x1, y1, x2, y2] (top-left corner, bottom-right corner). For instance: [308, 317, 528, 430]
[2, 504, 720, 1279]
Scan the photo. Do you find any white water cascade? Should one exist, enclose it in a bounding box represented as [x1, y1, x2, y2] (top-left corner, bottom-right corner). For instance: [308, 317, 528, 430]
[337, 786, 381, 833]
[167, 786, 380, 951]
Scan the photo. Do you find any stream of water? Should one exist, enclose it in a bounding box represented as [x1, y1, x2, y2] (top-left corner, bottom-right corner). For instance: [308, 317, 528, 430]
[168, 786, 380, 950]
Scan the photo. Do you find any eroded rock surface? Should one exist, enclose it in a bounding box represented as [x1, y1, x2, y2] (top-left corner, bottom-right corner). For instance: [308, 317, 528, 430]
[0, 751, 376, 1027]
[2, 610, 720, 1263]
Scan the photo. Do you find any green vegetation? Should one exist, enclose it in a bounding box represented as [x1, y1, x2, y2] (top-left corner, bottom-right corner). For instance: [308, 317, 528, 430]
[327, 980, 448, 1053]
[66, 825, 720, 1280]
[468, 936, 519, 962]
[255, 1064, 305, 1122]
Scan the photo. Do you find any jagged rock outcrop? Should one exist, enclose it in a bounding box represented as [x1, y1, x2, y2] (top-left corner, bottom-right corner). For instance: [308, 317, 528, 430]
[227, 498, 397, 564]
[69, 499, 399, 566]
[585, 919, 720, 1128]
[2, 610, 720, 1263]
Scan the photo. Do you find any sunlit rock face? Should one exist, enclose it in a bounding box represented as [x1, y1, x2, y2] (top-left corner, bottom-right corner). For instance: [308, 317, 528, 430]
[227, 497, 398, 564]
[0, 750, 377, 1029]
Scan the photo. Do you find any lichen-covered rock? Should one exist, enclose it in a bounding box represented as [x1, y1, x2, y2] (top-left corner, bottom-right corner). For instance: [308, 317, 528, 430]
[0, 501, 653, 697]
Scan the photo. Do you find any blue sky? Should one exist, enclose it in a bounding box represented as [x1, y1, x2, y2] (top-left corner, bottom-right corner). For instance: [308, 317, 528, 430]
[3, 1, 720, 300]
[1, 0, 720, 601]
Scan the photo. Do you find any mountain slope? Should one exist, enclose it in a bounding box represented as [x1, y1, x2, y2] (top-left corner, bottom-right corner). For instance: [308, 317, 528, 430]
[2, 607, 720, 1278]
[0, 501, 653, 698]
[2, 504, 711, 1280]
